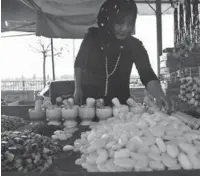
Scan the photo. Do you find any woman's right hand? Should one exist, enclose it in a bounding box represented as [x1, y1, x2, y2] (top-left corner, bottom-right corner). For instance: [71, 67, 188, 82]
[74, 88, 83, 105]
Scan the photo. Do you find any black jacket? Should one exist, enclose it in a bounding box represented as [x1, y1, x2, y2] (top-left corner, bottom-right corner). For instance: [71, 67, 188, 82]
[74, 28, 158, 105]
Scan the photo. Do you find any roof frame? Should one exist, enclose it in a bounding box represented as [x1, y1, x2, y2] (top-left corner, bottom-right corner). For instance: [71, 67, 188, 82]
[2, 0, 174, 33]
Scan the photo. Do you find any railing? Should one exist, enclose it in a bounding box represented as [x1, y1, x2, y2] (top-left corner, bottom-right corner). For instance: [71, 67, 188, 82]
[130, 77, 144, 88]
[1, 77, 144, 91]
[1, 80, 44, 91]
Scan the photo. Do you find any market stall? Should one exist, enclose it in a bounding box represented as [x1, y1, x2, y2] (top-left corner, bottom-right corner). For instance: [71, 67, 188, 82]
[1, 96, 200, 176]
[1, 0, 200, 176]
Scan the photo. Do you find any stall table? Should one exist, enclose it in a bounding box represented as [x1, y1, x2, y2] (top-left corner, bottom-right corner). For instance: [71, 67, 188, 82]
[2, 124, 200, 176]
[1, 107, 200, 176]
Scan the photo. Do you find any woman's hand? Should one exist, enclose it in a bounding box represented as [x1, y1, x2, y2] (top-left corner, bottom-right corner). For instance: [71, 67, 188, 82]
[74, 88, 83, 105]
[156, 96, 175, 114]
[146, 80, 175, 114]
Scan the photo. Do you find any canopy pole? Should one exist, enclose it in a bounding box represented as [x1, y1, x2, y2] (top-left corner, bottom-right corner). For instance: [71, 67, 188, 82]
[51, 38, 56, 80]
[156, 0, 163, 77]
[73, 39, 75, 61]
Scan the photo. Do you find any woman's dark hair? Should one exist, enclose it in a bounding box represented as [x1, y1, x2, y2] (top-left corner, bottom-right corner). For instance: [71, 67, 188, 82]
[97, 0, 138, 29]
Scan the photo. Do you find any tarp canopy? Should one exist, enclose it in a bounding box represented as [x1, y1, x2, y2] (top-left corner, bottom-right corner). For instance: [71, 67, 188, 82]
[2, 0, 174, 38]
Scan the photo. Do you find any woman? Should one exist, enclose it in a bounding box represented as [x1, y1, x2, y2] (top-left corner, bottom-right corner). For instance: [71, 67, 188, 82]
[74, 0, 172, 112]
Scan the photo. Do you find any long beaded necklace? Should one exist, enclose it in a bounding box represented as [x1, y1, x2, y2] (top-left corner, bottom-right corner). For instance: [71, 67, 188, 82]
[101, 46, 122, 96]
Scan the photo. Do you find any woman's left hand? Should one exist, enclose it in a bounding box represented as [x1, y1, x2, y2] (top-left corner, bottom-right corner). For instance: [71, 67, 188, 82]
[156, 96, 175, 114]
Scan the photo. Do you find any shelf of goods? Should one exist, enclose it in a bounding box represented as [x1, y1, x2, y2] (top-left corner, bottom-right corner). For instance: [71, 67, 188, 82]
[161, 48, 200, 74]
[1, 96, 200, 176]
[160, 47, 200, 115]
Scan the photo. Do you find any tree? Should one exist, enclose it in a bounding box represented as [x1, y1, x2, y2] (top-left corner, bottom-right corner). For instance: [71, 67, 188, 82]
[32, 74, 36, 80]
[30, 38, 63, 87]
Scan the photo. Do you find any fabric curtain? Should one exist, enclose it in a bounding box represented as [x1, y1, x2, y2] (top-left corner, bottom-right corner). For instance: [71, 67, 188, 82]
[20, 0, 174, 38]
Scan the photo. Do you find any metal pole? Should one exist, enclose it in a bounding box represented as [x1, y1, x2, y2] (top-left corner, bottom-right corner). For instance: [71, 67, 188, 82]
[1, 33, 35, 38]
[73, 39, 75, 61]
[51, 38, 55, 80]
[156, 0, 162, 77]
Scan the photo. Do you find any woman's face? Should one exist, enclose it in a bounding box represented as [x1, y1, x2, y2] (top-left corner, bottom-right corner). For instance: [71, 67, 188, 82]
[113, 14, 135, 40]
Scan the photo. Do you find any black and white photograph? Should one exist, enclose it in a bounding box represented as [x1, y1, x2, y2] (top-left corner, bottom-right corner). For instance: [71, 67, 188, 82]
[1, 0, 200, 176]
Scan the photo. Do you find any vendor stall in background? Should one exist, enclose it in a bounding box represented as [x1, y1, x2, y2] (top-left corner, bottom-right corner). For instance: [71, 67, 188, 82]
[160, 0, 200, 115]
